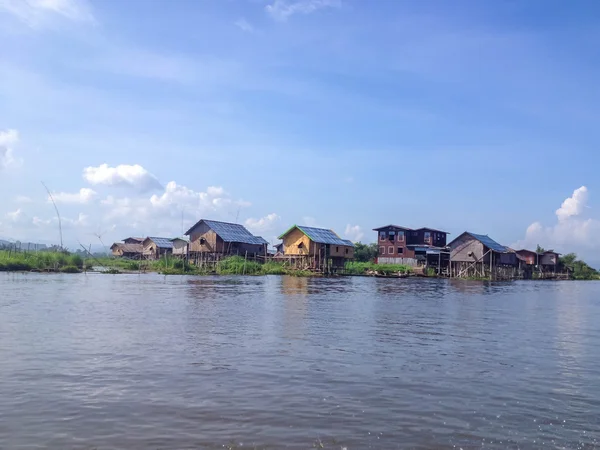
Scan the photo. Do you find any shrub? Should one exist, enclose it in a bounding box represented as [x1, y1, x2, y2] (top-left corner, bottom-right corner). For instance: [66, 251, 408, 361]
[68, 254, 84, 269]
[60, 265, 81, 273]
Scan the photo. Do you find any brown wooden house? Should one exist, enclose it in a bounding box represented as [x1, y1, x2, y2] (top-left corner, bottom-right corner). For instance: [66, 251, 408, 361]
[277, 225, 354, 272]
[123, 237, 144, 245]
[185, 219, 268, 258]
[110, 242, 143, 258]
[515, 249, 538, 265]
[449, 231, 517, 279]
[142, 237, 174, 260]
[373, 225, 449, 267]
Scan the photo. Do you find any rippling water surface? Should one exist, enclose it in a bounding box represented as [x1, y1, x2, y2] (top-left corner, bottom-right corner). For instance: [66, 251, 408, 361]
[1, 273, 600, 449]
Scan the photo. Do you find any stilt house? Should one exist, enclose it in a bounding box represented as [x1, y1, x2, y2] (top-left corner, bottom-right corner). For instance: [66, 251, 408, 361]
[185, 219, 268, 259]
[277, 225, 354, 272]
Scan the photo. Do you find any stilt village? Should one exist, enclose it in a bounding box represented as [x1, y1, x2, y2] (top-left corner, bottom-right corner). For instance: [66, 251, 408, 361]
[109, 219, 572, 281]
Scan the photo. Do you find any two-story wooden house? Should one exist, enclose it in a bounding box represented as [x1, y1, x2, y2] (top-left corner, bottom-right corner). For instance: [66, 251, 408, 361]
[373, 225, 449, 267]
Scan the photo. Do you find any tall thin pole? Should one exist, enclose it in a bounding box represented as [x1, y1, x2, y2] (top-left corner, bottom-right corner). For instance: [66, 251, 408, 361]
[42, 182, 63, 249]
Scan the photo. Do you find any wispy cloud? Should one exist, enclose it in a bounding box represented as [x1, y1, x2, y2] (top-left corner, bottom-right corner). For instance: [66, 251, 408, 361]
[265, 0, 341, 22]
[50, 187, 97, 204]
[344, 224, 363, 242]
[235, 17, 255, 33]
[0, 129, 20, 170]
[0, 0, 95, 27]
[245, 213, 280, 232]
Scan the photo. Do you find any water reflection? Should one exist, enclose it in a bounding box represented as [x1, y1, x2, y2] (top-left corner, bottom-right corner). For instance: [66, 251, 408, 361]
[1, 274, 599, 449]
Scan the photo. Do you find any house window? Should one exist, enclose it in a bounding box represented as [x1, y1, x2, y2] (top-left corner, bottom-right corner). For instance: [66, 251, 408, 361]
[379, 246, 385, 255]
[336, 246, 339, 252]
[345, 248, 349, 255]
[424, 231, 431, 240]
[397, 231, 405, 241]
[379, 232, 386, 241]
[388, 231, 395, 241]
[398, 247, 404, 254]
[388, 246, 394, 254]
[298, 242, 304, 248]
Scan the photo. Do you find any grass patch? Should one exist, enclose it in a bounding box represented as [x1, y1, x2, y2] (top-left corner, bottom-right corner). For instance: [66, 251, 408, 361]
[60, 265, 81, 273]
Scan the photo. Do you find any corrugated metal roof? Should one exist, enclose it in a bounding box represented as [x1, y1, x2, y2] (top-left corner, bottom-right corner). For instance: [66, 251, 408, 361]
[466, 232, 507, 252]
[202, 220, 268, 245]
[280, 225, 354, 246]
[147, 237, 174, 249]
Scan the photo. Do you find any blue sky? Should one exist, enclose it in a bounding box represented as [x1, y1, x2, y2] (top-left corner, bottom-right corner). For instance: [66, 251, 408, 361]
[1, 0, 599, 260]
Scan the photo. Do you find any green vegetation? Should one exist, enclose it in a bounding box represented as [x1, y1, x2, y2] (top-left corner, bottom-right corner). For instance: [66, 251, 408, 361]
[426, 267, 437, 277]
[345, 261, 412, 276]
[353, 242, 378, 262]
[60, 265, 81, 273]
[559, 253, 599, 280]
[0, 249, 84, 272]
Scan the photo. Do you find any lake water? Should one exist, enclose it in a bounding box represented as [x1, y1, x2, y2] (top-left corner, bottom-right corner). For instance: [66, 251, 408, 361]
[1, 273, 599, 449]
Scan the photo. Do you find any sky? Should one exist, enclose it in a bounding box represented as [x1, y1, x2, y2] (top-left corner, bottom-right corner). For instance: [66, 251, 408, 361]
[1, 0, 599, 263]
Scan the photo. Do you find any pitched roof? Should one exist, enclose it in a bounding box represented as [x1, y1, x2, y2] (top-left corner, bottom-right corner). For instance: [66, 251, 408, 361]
[123, 237, 144, 243]
[145, 237, 174, 249]
[111, 243, 143, 253]
[279, 225, 354, 246]
[450, 232, 507, 253]
[373, 224, 413, 231]
[185, 219, 268, 245]
[415, 227, 450, 234]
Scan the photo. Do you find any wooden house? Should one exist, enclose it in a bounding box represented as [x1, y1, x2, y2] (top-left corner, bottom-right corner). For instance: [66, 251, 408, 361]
[171, 238, 188, 257]
[123, 237, 144, 245]
[185, 219, 268, 259]
[539, 250, 560, 267]
[277, 225, 354, 272]
[373, 225, 449, 268]
[142, 237, 174, 260]
[449, 231, 517, 279]
[110, 241, 143, 258]
[515, 249, 538, 265]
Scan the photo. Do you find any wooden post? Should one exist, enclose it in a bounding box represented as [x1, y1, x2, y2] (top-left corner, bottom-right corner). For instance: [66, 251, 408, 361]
[490, 250, 493, 281]
[243, 251, 247, 275]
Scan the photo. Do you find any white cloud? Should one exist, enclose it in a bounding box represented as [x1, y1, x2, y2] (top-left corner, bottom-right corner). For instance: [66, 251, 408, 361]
[245, 213, 280, 232]
[344, 224, 364, 242]
[83, 163, 162, 192]
[265, 0, 341, 21]
[6, 208, 25, 222]
[235, 18, 255, 33]
[556, 186, 588, 221]
[512, 186, 600, 259]
[51, 187, 97, 204]
[0, 0, 94, 26]
[0, 129, 20, 170]
[99, 182, 251, 236]
[149, 182, 233, 211]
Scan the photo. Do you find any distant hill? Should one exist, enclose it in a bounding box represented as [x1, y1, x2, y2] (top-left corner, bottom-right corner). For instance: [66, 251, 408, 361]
[0, 240, 48, 251]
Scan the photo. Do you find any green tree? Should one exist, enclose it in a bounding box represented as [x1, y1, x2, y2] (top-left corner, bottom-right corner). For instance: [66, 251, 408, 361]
[559, 253, 577, 267]
[559, 253, 599, 280]
[536, 244, 546, 254]
[354, 242, 378, 262]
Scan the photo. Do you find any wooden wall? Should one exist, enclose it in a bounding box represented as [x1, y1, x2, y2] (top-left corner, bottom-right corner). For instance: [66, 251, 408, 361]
[540, 253, 558, 265]
[450, 234, 484, 262]
[189, 223, 222, 253]
[282, 228, 313, 255]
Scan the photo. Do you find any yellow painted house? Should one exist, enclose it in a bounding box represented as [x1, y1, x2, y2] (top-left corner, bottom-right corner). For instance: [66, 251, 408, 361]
[277, 225, 354, 271]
